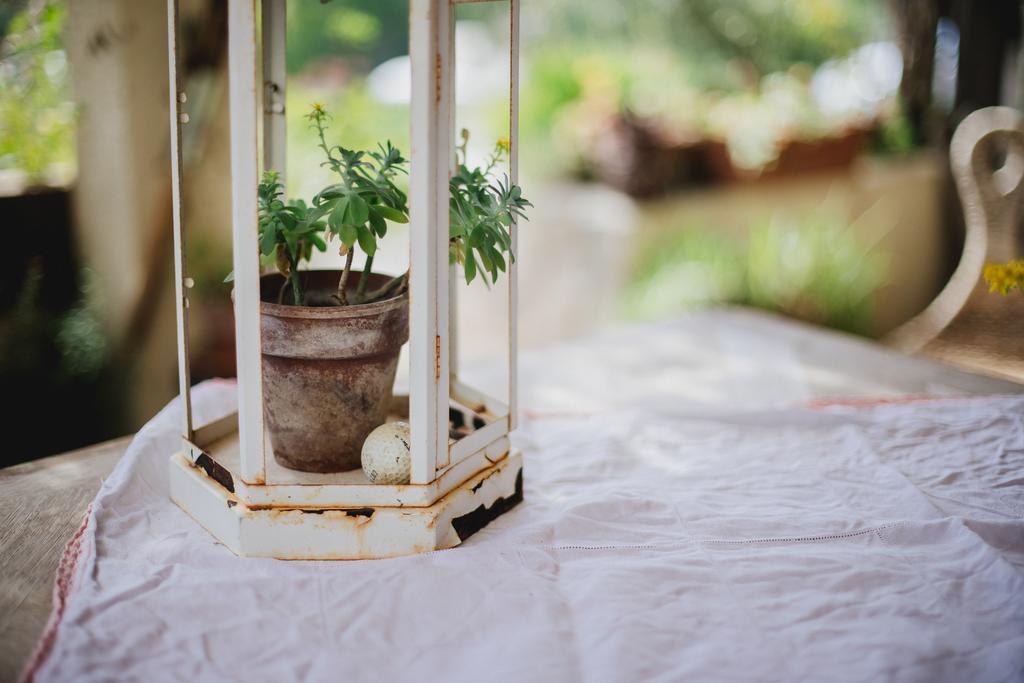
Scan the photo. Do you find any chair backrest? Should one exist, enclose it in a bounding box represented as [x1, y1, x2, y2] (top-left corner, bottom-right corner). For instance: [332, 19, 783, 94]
[886, 107, 1024, 380]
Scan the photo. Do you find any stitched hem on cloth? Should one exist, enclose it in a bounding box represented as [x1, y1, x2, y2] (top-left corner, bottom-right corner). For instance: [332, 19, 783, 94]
[18, 504, 92, 683]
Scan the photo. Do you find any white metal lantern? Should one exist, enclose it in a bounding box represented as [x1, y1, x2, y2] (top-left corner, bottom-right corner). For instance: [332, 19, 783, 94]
[166, 0, 523, 559]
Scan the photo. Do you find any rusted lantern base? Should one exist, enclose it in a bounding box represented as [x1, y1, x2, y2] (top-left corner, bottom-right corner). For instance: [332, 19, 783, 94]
[168, 449, 523, 560]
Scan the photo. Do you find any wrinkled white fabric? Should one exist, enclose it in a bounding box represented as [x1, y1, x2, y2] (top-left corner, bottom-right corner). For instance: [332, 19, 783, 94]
[33, 318, 1024, 682]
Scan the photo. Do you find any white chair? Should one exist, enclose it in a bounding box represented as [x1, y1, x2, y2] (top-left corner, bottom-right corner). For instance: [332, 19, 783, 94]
[887, 106, 1024, 381]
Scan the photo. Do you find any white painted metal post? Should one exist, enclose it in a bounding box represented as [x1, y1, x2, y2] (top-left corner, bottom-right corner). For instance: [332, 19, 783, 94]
[447, 0, 459, 388]
[229, 0, 266, 484]
[448, 267, 458, 385]
[261, 0, 286, 178]
[167, 0, 193, 441]
[507, 0, 520, 430]
[409, 0, 453, 484]
[440, 0, 458, 471]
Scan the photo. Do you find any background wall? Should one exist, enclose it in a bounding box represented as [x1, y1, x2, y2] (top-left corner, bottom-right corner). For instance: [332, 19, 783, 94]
[3, 0, 1023, 462]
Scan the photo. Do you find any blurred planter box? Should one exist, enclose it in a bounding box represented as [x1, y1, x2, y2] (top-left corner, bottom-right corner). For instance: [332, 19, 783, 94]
[585, 114, 713, 197]
[586, 114, 870, 197]
[703, 128, 868, 183]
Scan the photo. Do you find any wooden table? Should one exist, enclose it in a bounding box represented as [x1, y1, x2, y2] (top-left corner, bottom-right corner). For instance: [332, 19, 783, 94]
[1, 309, 1020, 680]
[0, 436, 131, 681]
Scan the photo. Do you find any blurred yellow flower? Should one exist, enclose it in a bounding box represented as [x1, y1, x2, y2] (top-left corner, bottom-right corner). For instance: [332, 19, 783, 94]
[306, 102, 327, 123]
[984, 259, 1024, 295]
[496, 137, 511, 153]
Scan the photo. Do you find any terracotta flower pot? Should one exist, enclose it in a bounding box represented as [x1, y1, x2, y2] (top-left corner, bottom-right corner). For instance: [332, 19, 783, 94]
[258, 270, 409, 473]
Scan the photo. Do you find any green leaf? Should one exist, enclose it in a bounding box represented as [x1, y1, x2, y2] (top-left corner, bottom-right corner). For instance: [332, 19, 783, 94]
[373, 204, 408, 224]
[316, 184, 346, 201]
[223, 271, 235, 283]
[339, 223, 358, 246]
[476, 243, 493, 275]
[494, 227, 511, 251]
[308, 233, 327, 252]
[330, 196, 349, 229]
[490, 246, 506, 272]
[346, 194, 369, 226]
[260, 225, 278, 255]
[277, 210, 298, 229]
[283, 231, 298, 257]
[357, 225, 377, 256]
[464, 250, 477, 283]
[368, 209, 386, 238]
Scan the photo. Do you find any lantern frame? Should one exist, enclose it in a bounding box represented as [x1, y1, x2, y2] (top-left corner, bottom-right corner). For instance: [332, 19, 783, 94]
[167, 0, 524, 559]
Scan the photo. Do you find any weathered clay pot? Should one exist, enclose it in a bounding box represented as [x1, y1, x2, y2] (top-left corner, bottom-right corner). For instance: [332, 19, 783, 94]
[259, 270, 408, 473]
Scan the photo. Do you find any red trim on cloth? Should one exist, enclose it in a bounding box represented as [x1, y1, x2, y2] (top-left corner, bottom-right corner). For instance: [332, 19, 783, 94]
[522, 409, 599, 420]
[19, 505, 92, 683]
[805, 394, 997, 409]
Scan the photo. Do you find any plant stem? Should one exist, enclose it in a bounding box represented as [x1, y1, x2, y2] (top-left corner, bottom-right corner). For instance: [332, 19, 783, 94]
[363, 270, 408, 303]
[356, 255, 374, 302]
[289, 263, 303, 306]
[336, 247, 355, 305]
[312, 115, 338, 174]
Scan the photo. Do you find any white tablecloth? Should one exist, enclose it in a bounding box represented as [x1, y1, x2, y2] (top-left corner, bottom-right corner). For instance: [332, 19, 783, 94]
[28, 314, 1024, 682]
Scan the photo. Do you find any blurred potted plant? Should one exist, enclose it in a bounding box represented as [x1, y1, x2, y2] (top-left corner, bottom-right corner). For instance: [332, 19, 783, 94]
[247, 105, 530, 472]
[548, 50, 713, 197]
[585, 109, 711, 197]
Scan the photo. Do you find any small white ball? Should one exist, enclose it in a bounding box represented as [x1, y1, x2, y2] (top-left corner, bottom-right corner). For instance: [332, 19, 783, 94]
[361, 421, 411, 485]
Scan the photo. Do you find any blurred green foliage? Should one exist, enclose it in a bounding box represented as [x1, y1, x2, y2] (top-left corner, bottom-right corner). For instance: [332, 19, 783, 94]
[0, 0, 75, 182]
[669, 0, 885, 84]
[519, 1, 890, 177]
[286, 0, 408, 74]
[523, 0, 885, 88]
[282, 0, 892, 181]
[626, 209, 888, 335]
[870, 103, 916, 156]
[0, 259, 124, 463]
[0, 262, 106, 383]
[0, 2, 25, 36]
